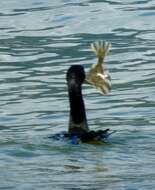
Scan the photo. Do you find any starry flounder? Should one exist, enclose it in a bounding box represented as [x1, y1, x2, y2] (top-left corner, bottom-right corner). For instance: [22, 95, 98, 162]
[86, 41, 111, 94]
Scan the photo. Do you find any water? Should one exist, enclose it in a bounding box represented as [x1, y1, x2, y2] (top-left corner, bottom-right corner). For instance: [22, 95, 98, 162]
[0, 0, 155, 189]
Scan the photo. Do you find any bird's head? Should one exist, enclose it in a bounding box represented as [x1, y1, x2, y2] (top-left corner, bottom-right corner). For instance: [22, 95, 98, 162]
[66, 65, 85, 85]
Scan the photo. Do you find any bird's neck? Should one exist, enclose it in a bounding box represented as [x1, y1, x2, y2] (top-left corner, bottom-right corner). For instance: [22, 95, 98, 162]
[68, 80, 89, 134]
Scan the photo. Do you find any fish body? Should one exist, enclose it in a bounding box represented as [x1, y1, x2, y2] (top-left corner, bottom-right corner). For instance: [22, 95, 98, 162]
[86, 41, 111, 94]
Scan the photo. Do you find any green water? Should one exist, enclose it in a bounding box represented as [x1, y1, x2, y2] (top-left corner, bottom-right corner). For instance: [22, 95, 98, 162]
[0, 0, 155, 189]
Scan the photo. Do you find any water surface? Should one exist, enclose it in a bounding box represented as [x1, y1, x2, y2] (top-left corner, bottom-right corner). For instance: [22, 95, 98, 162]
[0, 0, 155, 189]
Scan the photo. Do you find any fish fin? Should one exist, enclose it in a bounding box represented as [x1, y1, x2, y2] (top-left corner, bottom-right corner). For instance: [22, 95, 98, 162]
[91, 40, 111, 59]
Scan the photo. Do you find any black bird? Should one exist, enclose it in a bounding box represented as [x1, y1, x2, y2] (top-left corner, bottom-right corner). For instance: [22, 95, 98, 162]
[66, 65, 110, 143]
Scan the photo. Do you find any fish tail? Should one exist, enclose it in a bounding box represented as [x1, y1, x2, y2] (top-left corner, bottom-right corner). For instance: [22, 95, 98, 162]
[91, 40, 111, 59]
